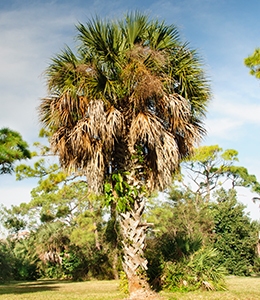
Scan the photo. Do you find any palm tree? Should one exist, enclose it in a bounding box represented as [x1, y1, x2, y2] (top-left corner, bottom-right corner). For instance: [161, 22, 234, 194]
[39, 12, 210, 298]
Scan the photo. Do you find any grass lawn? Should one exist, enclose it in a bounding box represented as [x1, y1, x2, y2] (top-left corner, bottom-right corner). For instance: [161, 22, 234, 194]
[0, 280, 125, 300]
[0, 277, 259, 300]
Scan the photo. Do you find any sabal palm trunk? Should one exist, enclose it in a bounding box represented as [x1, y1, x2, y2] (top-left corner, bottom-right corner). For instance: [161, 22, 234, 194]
[120, 197, 154, 297]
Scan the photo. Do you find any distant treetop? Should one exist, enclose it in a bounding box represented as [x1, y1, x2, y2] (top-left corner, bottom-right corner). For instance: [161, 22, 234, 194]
[0, 127, 31, 174]
[244, 48, 260, 79]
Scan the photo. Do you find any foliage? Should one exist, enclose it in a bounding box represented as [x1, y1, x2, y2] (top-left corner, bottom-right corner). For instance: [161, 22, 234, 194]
[252, 257, 260, 275]
[2, 135, 259, 291]
[210, 188, 258, 276]
[182, 145, 260, 201]
[104, 172, 146, 213]
[39, 11, 210, 195]
[0, 237, 39, 282]
[244, 48, 260, 79]
[162, 247, 226, 292]
[145, 195, 214, 290]
[1, 134, 124, 281]
[145, 146, 260, 290]
[0, 128, 31, 174]
[12, 238, 39, 281]
[118, 271, 129, 295]
[0, 240, 14, 282]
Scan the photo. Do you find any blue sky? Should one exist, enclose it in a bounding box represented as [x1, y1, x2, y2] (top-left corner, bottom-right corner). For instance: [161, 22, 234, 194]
[0, 0, 260, 220]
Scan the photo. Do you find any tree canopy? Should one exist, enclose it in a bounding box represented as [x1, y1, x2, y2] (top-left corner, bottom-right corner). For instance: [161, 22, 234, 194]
[0, 128, 31, 174]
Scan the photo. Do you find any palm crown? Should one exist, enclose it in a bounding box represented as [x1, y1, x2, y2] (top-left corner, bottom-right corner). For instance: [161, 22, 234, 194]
[40, 12, 210, 193]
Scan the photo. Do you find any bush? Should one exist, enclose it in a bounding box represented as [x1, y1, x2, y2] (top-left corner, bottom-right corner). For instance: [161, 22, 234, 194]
[162, 248, 227, 292]
[0, 241, 14, 282]
[252, 257, 260, 275]
[14, 258, 39, 280]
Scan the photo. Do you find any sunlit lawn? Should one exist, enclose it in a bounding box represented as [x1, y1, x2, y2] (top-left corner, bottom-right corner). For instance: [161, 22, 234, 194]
[0, 276, 260, 300]
[0, 280, 125, 300]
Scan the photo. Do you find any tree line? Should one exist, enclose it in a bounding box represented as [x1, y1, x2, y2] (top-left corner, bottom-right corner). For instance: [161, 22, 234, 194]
[1, 131, 260, 292]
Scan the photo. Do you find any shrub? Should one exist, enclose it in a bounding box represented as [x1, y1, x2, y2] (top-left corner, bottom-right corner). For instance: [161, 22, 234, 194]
[0, 241, 14, 282]
[162, 248, 227, 292]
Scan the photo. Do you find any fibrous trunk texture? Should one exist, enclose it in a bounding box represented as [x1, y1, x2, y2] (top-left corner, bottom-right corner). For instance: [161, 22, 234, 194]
[120, 198, 157, 299]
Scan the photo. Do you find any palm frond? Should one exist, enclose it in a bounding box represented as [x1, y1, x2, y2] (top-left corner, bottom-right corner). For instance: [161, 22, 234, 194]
[171, 44, 210, 116]
[121, 11, 149, 48]
[105, 106, 125, 147]
[147, 20, 180, 50]
[128, 112, 179, 187]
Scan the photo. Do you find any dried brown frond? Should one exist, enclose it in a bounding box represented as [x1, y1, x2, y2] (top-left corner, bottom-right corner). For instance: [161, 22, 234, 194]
[51, 127, 75, 169]
[143, 128, 179, 190]
[126, 44, 166, 68]
[166, 93, 191, 130]
[127, 44, 150, 60]
[175, 121, 205, 158]
[128, 112, 180, 190]
[123, 46, 165, 103]
[76, 63, 95, 75]
[40, 93, 89, 129]
[84, 142, 105, 193]
[132, 70, 164, 101]
[69, 120, 93, 161]
[105, 106, 125, 149]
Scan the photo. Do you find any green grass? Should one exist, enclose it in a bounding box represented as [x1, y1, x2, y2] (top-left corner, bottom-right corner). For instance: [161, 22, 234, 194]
[0, 280, 125, 300]
[0, 277, 260, 300]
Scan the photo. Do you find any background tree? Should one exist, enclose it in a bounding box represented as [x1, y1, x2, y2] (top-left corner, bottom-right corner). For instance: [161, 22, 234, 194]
[0, 128, 31, 174]
[181, 145, 260, 202]
[145, 190, 214, 290]
[0, 132, 117, 281]
[0, 240, 15, 282]
[211, 188, 258, 276]
[39, 11, 210, 298]
[145, 145, 260, 290]
[1, 144, 259, 286]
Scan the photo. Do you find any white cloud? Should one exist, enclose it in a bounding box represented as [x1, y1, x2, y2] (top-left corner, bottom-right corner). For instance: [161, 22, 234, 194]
[205, 117, 243, 140]
[0, 3, 79, 143]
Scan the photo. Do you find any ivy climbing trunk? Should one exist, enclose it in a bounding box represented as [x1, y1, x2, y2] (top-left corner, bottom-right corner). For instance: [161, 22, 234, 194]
[120, 197, 155, 299]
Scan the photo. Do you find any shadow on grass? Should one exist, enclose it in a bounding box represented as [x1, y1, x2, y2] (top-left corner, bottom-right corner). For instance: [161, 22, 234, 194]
[0, 280, 66, 295]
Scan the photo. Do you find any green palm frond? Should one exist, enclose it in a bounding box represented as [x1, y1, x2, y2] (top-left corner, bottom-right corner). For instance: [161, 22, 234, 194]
[77, 17, 124, 65]
[147, 20, 180, 50]
[171, 44, 210, 116]
[121, 11, 149, 48]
